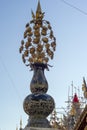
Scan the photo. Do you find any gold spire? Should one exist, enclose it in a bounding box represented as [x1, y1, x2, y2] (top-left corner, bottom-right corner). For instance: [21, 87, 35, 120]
[31, 0, 44, 20]
[36, 0, 42, 13]
[36, 0, 44, 20]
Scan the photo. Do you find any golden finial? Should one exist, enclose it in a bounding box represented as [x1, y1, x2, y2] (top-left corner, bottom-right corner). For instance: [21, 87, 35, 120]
[31, 0, 44, 20]
[19, 0, 56, 65]
[36, 0, 44, 20]
[36, 0, 42, 13]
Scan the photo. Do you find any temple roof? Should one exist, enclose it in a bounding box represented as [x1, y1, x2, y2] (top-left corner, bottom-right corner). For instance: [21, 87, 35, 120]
[73, 104, 87, 130]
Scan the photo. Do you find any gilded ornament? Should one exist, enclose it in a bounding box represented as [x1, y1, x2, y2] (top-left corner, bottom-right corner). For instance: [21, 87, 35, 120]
[31, 10, 35, 19]
[50, 30, 53, 36]
[82, 77, 87, 99]
[28, 37, 32, 42]
[42, 26, 47, 31]
[20, 0, 56, 65]
[33, 37, 40, 44]
[22, 54, 25, 63]
[45, 43, 50, 49]
[51, 53, 54, 59]
[82, 86, 86, 91]
[19, 46, 23, 53]
[30, 47, 35, 54]
[37, 58, 43, 63]
[24, 50, 28, 57]
[40, 52, 45, 58]
[26, 27, 32, 32]
[33, 25, 39, 30]
[50, 34, 53, 39]
[37, 44, 43, 52]
[34, 30, 40, 37]
[28, 57, 33, 63]
[25, 23, 29, 28]
[24, 33, 27, 39]
[51, 42, 56, 47]
[25, 42, 31, 49]
[48, 24, 52, 30]
[21, 40, 24, 45]
[47, 49, 53, 57]
[42, 37, 48, 43]
[84, 91, 87, 98]
[27, 32, 33, 36]
[44, 57, 49, 63]
[32, 53, 37, 59]
[53, 47, 56, 51]
[41, 30, 47, 36]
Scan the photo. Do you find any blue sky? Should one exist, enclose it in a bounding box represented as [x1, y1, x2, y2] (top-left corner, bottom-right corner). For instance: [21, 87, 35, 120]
[0, 0, 87, 130]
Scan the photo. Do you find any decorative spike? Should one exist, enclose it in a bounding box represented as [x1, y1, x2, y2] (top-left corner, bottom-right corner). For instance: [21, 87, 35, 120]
[83, 77, 86, 87]
[36, 0, 42, 13]
[82, 77, 87, 92]
[31, 10, 35, 19]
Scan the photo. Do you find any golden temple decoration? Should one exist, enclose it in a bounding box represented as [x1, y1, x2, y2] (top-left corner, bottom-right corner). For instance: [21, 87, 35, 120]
[19, 0, 56, 65]
[70, 105, 76, 116]
[82, 77, 87, 99]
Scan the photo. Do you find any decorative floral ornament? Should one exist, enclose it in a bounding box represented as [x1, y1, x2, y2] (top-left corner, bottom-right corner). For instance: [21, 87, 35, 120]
[19, 1, 56, 66]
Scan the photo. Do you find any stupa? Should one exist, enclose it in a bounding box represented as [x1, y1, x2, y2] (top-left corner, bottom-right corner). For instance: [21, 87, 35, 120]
[19, 1, 56, 129]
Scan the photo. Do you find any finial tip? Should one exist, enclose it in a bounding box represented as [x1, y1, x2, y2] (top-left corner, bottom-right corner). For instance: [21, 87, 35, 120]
[36, 0, 42, 13]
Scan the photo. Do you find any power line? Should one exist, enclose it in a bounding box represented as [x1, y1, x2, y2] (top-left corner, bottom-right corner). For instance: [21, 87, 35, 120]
[60, 0, 87, 16]
[0, 55, 22, 102]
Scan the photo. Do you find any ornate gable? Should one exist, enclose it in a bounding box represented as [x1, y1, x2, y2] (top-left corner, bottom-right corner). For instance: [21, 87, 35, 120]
[74, 105, 87, 130]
